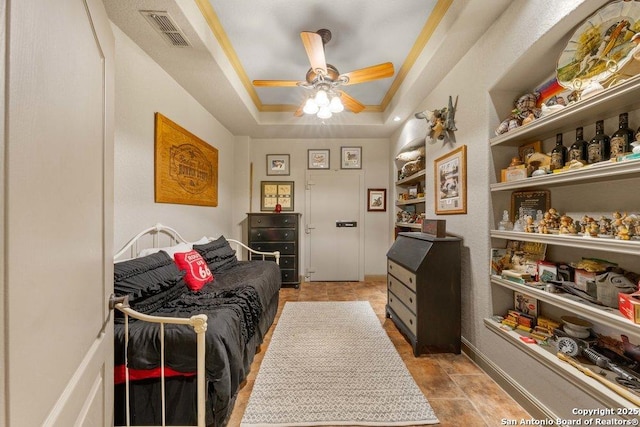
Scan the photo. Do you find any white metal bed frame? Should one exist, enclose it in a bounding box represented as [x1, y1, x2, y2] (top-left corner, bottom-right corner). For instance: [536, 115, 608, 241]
[111, 223, 280, 427]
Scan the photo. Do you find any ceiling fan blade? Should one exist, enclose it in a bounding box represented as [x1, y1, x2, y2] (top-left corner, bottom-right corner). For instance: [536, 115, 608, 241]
[252, 80, 301, 87]
[294, 102, 305, 117]
[341, 62, 394, 85]
[339, 91, 365, 113]
[300, 31, 327, 74]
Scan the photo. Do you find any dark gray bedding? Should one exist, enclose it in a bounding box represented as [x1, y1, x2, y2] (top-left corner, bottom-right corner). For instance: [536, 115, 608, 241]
[114, 246, 281, 426]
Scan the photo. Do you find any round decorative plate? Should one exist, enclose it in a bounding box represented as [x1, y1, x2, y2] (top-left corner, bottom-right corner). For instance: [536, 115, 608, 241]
[556, 0, 640, 89]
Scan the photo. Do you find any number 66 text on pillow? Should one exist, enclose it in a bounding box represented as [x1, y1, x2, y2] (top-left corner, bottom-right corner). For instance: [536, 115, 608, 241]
[174, 250, 213, 291]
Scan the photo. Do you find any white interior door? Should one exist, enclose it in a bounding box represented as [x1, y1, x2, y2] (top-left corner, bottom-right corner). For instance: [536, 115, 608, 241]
[3, 0, 114, 425]
[305, 171, 364, 281]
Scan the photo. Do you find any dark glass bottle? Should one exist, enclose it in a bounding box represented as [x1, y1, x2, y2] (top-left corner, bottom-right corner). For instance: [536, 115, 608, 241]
[550, 133, 567, 170]
[588, 120, 609, 164]
[609, 112, 634, 159]
[568, 127, 587, 163]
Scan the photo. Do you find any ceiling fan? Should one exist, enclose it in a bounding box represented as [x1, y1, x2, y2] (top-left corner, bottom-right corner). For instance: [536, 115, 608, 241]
[252, 29, 395, 118]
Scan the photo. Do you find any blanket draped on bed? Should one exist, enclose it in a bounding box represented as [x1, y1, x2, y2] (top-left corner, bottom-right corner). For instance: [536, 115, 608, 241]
[156, 285, 263, 345]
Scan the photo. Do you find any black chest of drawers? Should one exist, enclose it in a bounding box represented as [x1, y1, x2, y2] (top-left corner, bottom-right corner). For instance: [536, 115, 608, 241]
[247, 213, 301, 288]
[386, 232, 461, 355]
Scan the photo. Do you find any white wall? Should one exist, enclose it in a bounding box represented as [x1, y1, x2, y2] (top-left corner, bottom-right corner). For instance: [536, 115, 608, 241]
[249, 138, 391, 276]
[391, 0, 609, 418]
[113, 24, 237, 250]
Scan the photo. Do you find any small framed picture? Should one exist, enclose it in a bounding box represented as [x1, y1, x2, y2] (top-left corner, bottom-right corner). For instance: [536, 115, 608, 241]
[308, 149, 330, 169]
[266, 154, 290, 176]
[518, 141, 542, 165]
[341, 146, 362, 169]
[367, 188, 386, 212]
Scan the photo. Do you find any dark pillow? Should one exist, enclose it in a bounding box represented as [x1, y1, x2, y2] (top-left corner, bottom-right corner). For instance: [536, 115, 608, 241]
[114, 251, 186, 314]
[193, 235, 238, 272]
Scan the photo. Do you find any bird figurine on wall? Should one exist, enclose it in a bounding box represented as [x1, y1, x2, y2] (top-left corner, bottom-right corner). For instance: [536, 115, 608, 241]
[414, 95, 458, 144]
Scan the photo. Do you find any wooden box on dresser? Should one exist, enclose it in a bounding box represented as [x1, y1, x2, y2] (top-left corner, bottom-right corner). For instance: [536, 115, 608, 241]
[488, 76, 640, 412]
[247, 213, 301, 288]
[386, 232, 462, 356]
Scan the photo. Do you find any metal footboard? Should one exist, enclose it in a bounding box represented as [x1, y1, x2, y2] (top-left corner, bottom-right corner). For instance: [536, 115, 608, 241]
[111, 295, 208, 427]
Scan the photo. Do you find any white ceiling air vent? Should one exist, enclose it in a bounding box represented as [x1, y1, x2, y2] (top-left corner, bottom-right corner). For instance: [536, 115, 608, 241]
[140, 10, 191, 48]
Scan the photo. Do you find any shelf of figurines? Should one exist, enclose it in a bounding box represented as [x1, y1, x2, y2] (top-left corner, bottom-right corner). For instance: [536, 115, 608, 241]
[491, 230, 640, 256]
[490, 75, 640, 148]
[492, 209, 640, 256]
[395, 169, 426, 186]
[490, 276, 640, 341]
[490, 158, 640, 192]
[483, 318, 640, 410]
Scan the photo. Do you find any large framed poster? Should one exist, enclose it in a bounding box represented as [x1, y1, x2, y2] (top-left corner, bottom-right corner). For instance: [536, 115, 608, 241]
[434, 145, 467, 215]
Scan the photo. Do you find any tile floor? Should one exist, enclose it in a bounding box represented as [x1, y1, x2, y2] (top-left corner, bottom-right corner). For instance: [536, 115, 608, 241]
[227, 280, 532, 426]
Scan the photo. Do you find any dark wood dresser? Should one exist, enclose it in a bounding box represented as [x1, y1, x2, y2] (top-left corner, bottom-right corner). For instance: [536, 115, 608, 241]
[386, 232, 461, 355]
[247, 213, 301, 288]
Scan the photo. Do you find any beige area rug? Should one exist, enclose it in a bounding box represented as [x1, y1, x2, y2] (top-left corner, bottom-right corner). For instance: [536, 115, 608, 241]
[240, 301, 439, 426]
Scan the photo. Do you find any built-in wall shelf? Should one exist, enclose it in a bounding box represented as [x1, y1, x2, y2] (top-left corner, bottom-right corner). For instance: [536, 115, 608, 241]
[484, 318, 640, 411]
[395, 169, 426, 186]
[490, 75, 640, 147]
[395, 222, 421, 230]
[490, 230, 640, 256]
[395, 197, 426, 207]
[490, 160, 640, 192]
[491, 276, 640, 342]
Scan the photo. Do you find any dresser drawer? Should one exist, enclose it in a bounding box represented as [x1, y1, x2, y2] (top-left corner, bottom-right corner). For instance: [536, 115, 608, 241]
[250, 228, 295, 241]
[250, 214, 298, 228]
[250, 242, 296, 255]
[387, 259, 416, 291]
[278, 255, 296, 269]
[388, 290, 417, 336]
[388, 275, 416, 313]
[280, 269, 297, 283]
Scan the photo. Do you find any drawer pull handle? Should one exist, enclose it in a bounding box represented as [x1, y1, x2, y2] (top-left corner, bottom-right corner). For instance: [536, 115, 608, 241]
[409, 277, 413, 283]
[389, 265, 393, 270]
[409, 319, 413, 325]
[257, 219, 262, 223]
[409, 297, 413, 304]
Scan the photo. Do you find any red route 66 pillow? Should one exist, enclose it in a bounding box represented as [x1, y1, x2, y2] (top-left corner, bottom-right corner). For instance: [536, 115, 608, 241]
[174, 250, 213, 291]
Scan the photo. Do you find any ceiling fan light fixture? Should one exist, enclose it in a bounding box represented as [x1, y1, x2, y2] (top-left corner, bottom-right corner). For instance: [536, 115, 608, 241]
[314, 89, 330, 107]
[329, 95, 344, 113]
[303, 98, 319, 115]
[317, 105, 332, 119]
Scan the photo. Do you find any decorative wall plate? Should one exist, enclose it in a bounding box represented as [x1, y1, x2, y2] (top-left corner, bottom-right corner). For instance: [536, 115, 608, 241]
[556, 0, 640, 89]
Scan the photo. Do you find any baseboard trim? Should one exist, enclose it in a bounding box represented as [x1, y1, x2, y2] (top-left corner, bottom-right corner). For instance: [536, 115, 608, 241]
[461, 337, 556, 421]
[364, 274, 386, 282]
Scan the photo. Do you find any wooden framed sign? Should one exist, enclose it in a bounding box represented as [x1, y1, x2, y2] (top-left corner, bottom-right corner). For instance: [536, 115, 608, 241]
[510, 190, 550, 222]
[154, 113, 218, 207]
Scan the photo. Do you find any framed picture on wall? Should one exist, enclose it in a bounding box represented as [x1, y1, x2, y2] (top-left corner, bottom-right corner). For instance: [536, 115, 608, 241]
[260, 181, 294, 211]
[367, 188, 386, 212]
[266, 154, 290, 176]
[341, 146, 362, 169]
[308, 149, 330, 169]
[434, 145, 467, 215]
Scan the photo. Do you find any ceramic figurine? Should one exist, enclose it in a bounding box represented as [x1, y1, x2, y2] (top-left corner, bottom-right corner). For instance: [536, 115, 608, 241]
[498, 210, 513, 231]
